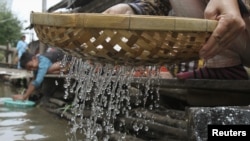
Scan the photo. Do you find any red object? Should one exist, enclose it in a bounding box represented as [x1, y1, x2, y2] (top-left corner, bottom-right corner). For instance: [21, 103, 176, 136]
[160, 66, 168, 72]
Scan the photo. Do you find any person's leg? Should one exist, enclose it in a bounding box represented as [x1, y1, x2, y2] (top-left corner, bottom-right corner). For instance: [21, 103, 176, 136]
[176, 64, 249, 80]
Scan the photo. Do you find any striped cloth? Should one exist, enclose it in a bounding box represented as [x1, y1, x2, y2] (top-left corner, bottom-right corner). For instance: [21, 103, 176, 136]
[176, 64, 249, 80]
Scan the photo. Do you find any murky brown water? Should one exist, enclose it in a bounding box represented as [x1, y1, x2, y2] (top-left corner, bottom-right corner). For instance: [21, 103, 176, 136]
[0, 81, 70, 141]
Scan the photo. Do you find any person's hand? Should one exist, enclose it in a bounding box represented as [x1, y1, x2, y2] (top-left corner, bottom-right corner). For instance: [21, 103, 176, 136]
[102, 4, 135, 14]
[200, 0, 246, 59]
[12, 94, 27, 101]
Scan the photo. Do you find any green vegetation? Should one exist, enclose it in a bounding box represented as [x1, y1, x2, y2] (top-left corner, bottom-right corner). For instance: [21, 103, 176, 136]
[0, 1, 23, 47]
[0, 50, 4, 61]
[0, 1, 23, 62]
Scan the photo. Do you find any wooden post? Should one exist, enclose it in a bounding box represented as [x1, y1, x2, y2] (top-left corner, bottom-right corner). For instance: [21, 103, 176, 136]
[5, 42, 9, 63]
[7, 42, 13, 64]
[12, 47, 17, 65]
[42, 0, 47, 12]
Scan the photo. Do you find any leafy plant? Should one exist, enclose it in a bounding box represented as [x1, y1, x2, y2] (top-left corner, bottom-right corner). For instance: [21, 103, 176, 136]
[0, 2, 23, 46]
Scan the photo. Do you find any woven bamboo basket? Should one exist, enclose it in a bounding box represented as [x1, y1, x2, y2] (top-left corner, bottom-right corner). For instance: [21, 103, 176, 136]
[30, 12, 217, 65]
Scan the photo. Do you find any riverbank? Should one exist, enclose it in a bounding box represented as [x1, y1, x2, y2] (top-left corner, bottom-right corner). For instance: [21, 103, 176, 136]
[38, 76, 250, 141]
[2, 67, 250, 141]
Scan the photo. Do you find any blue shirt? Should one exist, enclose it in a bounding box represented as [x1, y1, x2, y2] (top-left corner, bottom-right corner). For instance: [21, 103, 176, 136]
[16, 40, 28, 69]
[31, 55, 52, 88]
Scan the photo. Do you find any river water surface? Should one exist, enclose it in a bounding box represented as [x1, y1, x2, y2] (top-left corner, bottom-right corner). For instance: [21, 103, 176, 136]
[0, 81, 70, 141]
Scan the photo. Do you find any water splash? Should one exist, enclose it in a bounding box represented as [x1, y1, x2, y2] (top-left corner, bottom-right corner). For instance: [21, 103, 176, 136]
[60, 55, 163, 140]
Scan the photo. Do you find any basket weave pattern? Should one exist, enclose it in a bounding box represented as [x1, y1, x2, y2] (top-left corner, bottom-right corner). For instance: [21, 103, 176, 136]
[32, 13, 216, 65]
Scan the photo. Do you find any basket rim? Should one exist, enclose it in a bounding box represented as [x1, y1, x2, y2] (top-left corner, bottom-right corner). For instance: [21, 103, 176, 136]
[30, 12, 217, 32]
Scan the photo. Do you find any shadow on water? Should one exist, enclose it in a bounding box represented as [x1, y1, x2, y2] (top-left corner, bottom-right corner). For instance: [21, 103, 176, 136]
[0, 81, 70, 141]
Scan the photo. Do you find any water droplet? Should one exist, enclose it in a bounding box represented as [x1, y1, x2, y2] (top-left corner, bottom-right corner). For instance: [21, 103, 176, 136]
[55, 80, 58, 85]
[144, 126, 149, 131]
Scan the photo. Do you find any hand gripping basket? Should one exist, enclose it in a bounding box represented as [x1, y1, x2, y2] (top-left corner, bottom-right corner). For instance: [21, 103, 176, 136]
[30, 12, 217, 65]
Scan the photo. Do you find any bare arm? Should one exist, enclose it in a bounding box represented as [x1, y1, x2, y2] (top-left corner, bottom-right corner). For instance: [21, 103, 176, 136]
[200, 0, 246, 59]
[12, 82, 36, 100]
[47, 62, 61, 74]
[103, 0, 171, 16]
